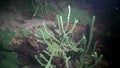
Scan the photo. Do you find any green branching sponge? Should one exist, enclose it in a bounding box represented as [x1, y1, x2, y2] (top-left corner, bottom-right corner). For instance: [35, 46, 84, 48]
[32, 0, 49, 17]
[34, 5, 102, 68]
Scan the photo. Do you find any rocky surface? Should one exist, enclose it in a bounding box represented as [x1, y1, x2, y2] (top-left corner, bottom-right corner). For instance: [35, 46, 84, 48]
[0, 11, 56, 31]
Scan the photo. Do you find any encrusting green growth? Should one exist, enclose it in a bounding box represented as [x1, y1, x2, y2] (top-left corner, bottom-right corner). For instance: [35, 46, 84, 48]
[0, 29, 20, 68]
[56, 6, 92, 25]
[34, 5, 102, 68]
